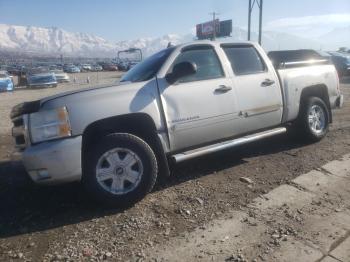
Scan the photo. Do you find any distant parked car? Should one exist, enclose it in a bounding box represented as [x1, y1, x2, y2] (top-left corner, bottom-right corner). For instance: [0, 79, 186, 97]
[81, 64, 92, 71]
[102, 63, 118, 71]
[117, 61, 139, 71]
[49, 65, 63, 71]
[51, 70, 70, 83]
[117, 61, 129, 71]
[64, 65, 81, 73]
[91, 64, 103, 71]
[7, 65, 26, 76]
[128, 61, 139, 70]
[0, 71, 14, 92]
[27, 72, 57, 88]
[328, 53, 350, 77]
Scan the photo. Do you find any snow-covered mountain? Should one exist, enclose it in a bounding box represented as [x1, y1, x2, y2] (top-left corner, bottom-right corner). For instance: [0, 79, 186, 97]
[0, 24, 198, 57]
[317, 26, 350, 50]
[0, 24, 117, 57]
[0, 23, 348, 58]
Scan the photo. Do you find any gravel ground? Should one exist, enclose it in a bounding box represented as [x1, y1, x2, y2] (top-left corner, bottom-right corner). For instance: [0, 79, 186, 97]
[0, 77, 349, 261]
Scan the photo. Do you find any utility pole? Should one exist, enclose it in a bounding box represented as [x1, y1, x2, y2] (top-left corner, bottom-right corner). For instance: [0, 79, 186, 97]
[258, 0, 263, 44]
[248, 0, 251, 41]
[209, 12, 219, 40]
[247, 0, 263, 45]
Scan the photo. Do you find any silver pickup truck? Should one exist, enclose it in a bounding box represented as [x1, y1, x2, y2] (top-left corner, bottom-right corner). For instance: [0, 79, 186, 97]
[11, 41, 343, 207]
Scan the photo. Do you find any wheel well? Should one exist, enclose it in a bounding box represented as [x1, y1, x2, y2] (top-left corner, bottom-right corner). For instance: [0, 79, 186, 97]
[300, 84, 332, 123]
[82, 113, 170, 177]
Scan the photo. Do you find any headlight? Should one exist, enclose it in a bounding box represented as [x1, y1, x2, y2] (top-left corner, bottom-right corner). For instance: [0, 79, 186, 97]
[29, 107, 71, 143]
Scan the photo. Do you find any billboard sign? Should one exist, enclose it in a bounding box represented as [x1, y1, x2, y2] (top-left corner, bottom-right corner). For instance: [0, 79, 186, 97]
[219, 20, 233, 37]
[201, 19, 220, 36]
[196, 19, 232, 40]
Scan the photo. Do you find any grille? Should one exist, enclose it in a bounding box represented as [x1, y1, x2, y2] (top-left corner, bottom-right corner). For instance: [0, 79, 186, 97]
[12, 115, 29, 150]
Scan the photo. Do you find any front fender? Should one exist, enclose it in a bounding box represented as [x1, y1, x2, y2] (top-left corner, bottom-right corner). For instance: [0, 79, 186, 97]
[41, 79, 165, 136]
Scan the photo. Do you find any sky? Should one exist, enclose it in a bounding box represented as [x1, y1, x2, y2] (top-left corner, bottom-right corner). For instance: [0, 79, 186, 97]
[0, 0, 349, 42]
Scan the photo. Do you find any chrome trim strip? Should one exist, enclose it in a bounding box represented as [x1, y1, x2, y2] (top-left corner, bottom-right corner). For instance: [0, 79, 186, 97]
[279, 59, 329, 69]
[244, 104, 282, 117]
[172, 127, 287, 163]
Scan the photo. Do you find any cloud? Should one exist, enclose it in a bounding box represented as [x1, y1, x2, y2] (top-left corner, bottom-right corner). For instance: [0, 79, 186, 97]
[264, 13, 350, 39]
[266, 13, 350, 30]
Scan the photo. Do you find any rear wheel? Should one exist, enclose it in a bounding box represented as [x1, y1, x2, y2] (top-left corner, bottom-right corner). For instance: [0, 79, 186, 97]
[83, 133, 158, 207]
[297, 96, 329, 142]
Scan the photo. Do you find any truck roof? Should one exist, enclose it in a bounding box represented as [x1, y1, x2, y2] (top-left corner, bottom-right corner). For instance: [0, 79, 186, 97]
[174, 40, 257, 49]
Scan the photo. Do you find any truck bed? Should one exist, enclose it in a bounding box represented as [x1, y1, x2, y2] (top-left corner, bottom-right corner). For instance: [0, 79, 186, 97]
[275, 63, 339, 123]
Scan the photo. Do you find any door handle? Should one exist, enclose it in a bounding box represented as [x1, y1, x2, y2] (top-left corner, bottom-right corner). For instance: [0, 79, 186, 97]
[215, 85, 232, 92]
[261, 79, 275, 87]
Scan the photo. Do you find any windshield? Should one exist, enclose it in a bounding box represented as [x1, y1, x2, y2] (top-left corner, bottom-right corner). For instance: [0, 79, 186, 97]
[120, 47, 175, 83]
[29, 68, 49, 75]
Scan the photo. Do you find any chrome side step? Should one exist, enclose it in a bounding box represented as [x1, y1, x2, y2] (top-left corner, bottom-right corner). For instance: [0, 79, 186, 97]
[172, 127, 287, 163]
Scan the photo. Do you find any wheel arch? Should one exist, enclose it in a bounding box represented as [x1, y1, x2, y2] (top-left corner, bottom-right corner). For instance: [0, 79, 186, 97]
[299, 84, 332, 123]
[81, 113, 170, 178]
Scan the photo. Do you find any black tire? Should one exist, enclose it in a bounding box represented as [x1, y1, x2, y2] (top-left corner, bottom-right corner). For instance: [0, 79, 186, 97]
[83, 133, 158, 207]
[297, 96, 329, 142]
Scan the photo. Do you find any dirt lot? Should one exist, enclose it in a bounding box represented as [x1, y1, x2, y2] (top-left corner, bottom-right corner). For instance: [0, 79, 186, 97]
[0, 75, 349, 261]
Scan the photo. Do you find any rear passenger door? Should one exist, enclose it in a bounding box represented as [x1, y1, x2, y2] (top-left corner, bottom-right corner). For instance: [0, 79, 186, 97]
[221, 44, 283, 134]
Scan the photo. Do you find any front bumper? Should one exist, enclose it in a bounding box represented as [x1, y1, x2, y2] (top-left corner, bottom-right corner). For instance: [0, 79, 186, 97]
[22, 136, 82, 185]
[56, 78, 70, 83]
[0, 82, 14, 92]
[27, 82, 57, 88]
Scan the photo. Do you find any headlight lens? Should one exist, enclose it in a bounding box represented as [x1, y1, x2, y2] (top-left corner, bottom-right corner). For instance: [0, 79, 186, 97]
[30, 107, 71, 143]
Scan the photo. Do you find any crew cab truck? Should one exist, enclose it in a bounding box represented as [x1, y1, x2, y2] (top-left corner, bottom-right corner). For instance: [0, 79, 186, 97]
[11, 41, 343, 207]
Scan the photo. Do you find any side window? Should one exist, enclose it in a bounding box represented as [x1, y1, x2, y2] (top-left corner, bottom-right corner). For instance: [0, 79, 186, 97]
[171, 47, 224, 83]
[223, 46, 266, 75]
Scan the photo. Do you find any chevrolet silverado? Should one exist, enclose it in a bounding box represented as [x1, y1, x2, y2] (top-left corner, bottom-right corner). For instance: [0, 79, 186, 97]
[11, 41, 344, 206]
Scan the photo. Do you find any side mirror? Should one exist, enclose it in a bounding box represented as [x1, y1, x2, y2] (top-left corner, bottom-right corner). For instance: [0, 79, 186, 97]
[166, 61, 197, 84]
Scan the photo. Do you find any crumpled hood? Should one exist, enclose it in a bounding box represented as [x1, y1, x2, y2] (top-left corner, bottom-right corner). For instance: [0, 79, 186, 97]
[11, 80, 155, 119]
[40, 84, 116, 104]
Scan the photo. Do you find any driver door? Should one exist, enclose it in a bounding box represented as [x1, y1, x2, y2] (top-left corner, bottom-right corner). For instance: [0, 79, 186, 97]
[157, 45, 240, 151]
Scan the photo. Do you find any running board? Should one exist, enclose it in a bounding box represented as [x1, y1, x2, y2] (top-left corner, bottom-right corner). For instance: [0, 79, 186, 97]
[172, 127, 287, 163]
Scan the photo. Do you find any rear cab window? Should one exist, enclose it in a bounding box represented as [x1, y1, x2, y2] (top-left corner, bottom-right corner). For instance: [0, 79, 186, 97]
[221, 45, 266, 75]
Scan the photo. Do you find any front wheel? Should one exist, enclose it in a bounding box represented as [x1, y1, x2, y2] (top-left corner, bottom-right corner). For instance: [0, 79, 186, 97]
[298, 96, 329, 142]
[83, 133, 158, 207]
